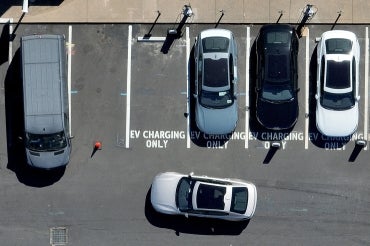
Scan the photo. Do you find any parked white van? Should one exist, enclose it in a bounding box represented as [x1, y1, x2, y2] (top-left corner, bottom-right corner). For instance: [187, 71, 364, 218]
[21, 34, 71, 169]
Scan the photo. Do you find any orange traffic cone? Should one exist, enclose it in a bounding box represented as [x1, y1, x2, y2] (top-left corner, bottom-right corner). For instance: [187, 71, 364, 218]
[94, 141, 102, 150]
[91, 141, 102, 158]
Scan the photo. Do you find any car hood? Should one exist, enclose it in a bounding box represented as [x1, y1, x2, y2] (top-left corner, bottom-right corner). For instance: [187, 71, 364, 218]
[196, 102, 238, 135]
[316, 104, 358, 137]
[150, 172, 183, 214]
[245, 183, 258, 218]
[256, 98, 298, 130]
[26, 146, 70, 169]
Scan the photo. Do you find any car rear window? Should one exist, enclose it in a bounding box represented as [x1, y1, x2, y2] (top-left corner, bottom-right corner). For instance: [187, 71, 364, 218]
[326, 60, 350, 89]
[266, 31, 290, 44]
[202, 37, 229, 53]
[204, 58, 229, 87]
[230, 187, 248, 214]
[325, 38, 352, 54]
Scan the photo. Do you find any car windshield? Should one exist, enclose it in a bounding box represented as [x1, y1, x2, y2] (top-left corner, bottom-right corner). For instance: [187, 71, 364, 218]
[204, 58, 229, 87]
[202, 37, 229, 53]
[261, 82, 293, 102]
[321, 91, 355, 110]
[326, 60, 351, 89]
[196, 183, 226, 210]
[200, 89, 233, 108]
[325, 38, 352, 54]
[176, 177, 194, 212]
[26, 131, 67, 151]
[230, 187, 248, 214]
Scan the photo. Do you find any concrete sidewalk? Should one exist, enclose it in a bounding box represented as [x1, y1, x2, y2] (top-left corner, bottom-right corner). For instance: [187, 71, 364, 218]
[1, 0, 370, 24]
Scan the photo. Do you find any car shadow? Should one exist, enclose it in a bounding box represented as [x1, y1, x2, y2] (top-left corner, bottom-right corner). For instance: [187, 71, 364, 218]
[308, 45, 349, 149]
[0, 0, 64, 17]
[144, 188, 249, 235]
[0, 23, 9, 66]
[5, 49, 65, 187]
[187, 43, 232, 148]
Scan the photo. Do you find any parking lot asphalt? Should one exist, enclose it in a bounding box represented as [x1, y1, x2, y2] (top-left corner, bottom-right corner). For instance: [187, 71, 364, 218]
[0, 23, 369, 245]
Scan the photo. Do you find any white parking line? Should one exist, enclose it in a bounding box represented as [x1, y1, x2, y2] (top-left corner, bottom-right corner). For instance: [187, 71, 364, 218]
[364, 27, 369, 150]
[186, 27, 191, 149]
[304, 28, 310, 150]
[8, 19, 13, 64]
[245, 26, 250, 149]
[125, 25, 132, 149]
[68, 25, 73, 137]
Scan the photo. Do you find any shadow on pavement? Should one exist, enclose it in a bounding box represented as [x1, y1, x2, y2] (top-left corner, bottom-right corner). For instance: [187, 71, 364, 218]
[263, 146, 279, 164]
[348, 143, 366, 162]
[144, 188, 249, 235]
[0, 23, 9, 65]
[5, 49, 65, 187]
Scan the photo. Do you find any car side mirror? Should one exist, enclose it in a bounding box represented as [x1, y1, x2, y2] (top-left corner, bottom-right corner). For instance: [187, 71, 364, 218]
[296, 88, 300, 93]
[184, 213, 189, 218]
[193, 94, 197, 98]
[189, 172, 194, 177]
[356, 96, 360, 101]
[315, 94, 319, 100]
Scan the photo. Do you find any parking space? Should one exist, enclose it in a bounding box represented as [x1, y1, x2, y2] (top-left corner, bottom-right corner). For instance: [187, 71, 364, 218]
[127, 24, 369, 153]
[307, 25, 369, 150]
[0, 23, 369, 245]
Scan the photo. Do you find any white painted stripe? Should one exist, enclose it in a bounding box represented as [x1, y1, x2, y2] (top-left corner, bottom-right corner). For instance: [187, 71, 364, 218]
[245, 26, 250, 149]
[68, 25, 73, 137]
[137, 36, 166, 42]
[125, 25, 132, 149]
[364, 27, 369, 150]
[8, 19, 13, 64]
[304, 28, 310, 149]
[186, 27, 191, 149]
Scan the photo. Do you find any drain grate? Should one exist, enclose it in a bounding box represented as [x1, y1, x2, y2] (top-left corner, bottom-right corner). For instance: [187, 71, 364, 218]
[50, 227, 68, 245]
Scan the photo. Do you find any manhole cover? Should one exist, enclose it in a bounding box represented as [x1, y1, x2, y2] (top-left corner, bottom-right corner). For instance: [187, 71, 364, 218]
[50, 227, 68, 245]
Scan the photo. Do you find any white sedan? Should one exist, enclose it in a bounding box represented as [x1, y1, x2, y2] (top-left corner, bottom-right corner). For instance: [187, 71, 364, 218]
[150, 172, 257, 221]
[315, 30, 360, 137]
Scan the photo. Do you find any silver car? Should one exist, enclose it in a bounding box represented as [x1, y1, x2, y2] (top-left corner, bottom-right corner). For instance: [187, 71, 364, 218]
[150, 172, 257, 221]
[194, 29, 238, 135]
